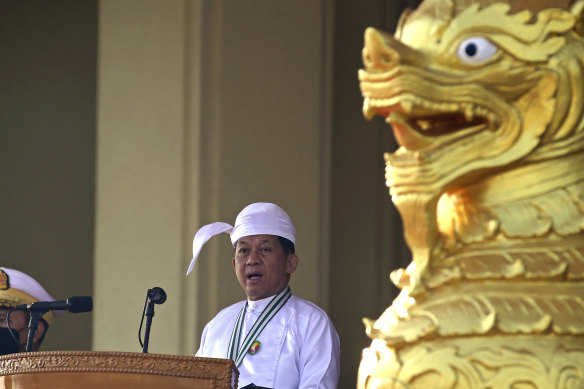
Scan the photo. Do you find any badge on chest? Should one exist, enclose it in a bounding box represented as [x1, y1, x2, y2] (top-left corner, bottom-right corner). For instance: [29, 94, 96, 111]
[248, 340, 261, 355]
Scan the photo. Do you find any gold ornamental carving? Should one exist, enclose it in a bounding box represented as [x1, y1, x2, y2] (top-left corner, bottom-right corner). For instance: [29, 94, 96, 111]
[357, 0, 584, 387]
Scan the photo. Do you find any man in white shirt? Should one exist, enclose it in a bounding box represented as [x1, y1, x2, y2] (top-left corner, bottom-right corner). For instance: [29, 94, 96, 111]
[187, 202, 340, 388]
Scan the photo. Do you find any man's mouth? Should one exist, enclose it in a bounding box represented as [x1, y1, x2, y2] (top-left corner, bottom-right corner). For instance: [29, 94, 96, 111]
[247, 273, 263, 280]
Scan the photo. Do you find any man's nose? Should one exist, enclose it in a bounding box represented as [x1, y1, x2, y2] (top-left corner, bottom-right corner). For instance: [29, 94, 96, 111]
[246, 249, 261, 264]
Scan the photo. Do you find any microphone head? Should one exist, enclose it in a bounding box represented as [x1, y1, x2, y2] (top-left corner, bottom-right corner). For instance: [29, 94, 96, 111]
[67, 296, 93, 313]
[149, 287, 167, 304]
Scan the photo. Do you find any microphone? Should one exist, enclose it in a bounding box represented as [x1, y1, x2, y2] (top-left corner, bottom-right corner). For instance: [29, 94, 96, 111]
[147, 287, 167, 305]
[139, 287, 167, 353]
[15, 296, 93, 313]
[13, 296, 93, 353]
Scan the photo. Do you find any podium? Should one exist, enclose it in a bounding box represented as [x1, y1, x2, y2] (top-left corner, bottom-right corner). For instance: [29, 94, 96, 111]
[0, 351, 238, 389]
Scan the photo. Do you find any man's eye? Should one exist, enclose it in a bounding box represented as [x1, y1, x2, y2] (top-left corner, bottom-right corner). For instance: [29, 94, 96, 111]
[456, 36, 497, 64]
[261, 247, 272, 252]
[238, 248, 249, 254]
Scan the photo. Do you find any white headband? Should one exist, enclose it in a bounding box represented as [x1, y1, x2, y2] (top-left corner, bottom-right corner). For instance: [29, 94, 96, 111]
[186, 203, 296, 275]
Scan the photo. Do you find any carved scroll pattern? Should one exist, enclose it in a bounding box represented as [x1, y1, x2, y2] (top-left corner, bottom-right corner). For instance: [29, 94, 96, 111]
[360, 341, 584, 389]
[0, 351, 235, 386]
[429, 241, 584, 287]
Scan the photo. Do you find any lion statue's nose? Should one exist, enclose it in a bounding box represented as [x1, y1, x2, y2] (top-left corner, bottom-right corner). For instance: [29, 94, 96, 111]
[362, 27, 425, 70]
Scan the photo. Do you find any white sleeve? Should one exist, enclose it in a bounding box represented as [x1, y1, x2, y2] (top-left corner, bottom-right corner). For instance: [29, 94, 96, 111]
[297, 311, 341, 389]
[195, 322, 210, 357]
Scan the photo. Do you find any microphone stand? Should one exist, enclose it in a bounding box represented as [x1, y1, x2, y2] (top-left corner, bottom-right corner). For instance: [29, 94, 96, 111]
[142, 299, 155, 353]
[140, 287, 166, 353]
[26, 311, 43, 352]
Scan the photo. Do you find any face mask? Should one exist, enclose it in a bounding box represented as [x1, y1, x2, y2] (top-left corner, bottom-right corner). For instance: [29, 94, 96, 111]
[0, 327, 23, 355]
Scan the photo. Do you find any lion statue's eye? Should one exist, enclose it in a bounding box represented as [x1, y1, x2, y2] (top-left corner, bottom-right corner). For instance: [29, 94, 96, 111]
[456, 37, 497, 64]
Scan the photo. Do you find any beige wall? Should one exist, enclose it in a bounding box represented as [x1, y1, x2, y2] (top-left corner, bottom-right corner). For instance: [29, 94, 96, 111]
[94, 0, 191, 354]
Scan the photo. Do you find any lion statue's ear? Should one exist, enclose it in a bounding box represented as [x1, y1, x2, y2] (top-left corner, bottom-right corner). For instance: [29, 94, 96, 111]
[572, 0, 584, 36]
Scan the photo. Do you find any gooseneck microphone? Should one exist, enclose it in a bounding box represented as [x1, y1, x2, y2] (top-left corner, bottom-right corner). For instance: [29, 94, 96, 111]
[13, 296, 93, 352]
[15, 296, 93, 313]
[139, 287, 167, 353]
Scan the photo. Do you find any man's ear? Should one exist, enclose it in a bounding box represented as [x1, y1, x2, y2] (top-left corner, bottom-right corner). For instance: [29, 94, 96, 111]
[232, 257, 236, 270]
[286, 254, 299, 275]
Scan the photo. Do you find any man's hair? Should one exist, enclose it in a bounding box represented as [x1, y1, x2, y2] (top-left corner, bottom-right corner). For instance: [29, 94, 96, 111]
[278, 237, 295, 255]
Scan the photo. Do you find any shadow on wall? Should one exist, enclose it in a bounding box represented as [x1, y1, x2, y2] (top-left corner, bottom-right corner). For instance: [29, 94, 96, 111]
[330, 0, 420, 387]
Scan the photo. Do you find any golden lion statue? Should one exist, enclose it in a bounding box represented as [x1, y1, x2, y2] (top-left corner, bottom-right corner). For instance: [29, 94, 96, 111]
[358, 0, 584, 387]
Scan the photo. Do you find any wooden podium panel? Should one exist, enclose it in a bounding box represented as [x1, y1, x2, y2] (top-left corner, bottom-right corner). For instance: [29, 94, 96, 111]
[0, 351, 238, 389]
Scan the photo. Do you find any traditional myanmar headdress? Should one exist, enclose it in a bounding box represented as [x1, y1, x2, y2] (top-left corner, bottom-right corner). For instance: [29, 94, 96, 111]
[186, 202, 296, 275]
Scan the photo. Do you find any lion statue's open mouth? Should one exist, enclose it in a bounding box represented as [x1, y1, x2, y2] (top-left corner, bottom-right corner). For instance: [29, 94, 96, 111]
[361, 35, 497, 153]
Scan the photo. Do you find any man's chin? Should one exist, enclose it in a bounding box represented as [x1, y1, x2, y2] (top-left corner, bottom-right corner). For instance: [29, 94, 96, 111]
[246, 292, 267, 301]
[245, 286, 273, 301]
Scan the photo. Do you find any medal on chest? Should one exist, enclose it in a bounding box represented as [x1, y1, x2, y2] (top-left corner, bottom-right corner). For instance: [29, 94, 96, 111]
[248, 340, 261, 355]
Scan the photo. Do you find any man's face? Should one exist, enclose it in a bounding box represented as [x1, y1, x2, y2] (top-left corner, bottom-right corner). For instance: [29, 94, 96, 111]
[0, 308, 28, 351]
[0, 307, 47, 354]
[233, 234, 298, 301]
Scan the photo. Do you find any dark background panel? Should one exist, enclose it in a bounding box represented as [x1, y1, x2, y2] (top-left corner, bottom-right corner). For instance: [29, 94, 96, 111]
[0, 0, 97, 351]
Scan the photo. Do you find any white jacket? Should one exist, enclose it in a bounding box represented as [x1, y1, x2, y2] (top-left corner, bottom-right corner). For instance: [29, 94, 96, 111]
[196, 292, 340, 388]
